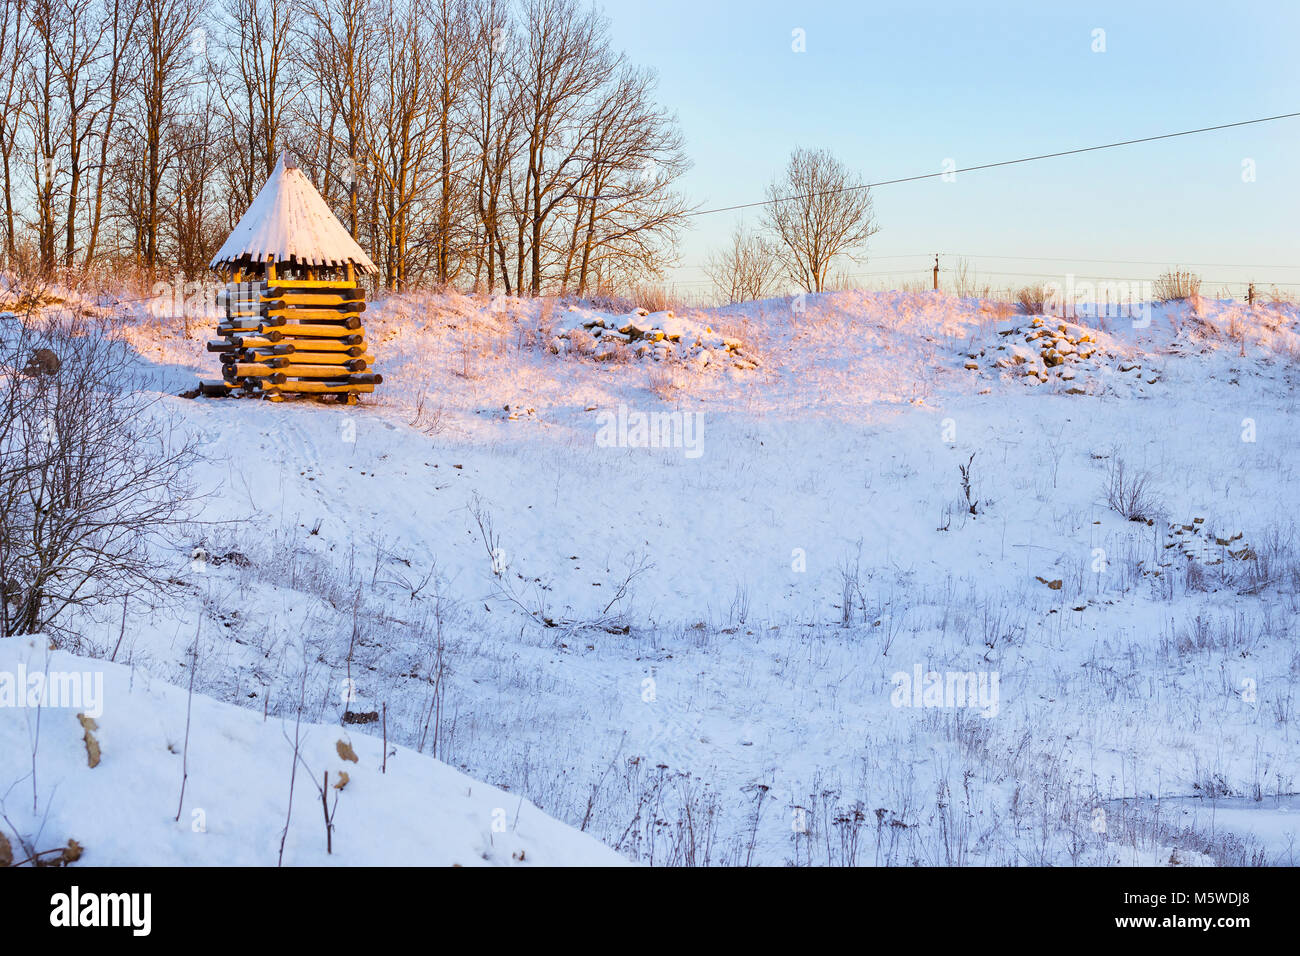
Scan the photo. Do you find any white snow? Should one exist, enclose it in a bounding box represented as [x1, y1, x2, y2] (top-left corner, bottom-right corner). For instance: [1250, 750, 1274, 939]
[210, 154, 378, 274]
[0, 637, 624, 866]
[7, 287, 1300, 866]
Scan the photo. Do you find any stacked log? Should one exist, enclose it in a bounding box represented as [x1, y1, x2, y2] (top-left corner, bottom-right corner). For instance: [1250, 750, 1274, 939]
[204, 277, 381, 403]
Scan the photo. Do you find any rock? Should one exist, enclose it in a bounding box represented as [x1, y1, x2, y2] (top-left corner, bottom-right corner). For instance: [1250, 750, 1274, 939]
[548, 336, 564, 354]
[964, 361, 979, 370]
[22, 348, 60, 376]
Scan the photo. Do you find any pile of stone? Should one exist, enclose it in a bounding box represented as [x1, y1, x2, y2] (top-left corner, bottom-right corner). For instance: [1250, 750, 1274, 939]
[549, 307, 758, 371]
[962, 316, 1156, 392]
[1161, 518, 1252, 566]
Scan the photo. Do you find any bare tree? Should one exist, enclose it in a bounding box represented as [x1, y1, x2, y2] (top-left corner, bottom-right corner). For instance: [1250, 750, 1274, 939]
[82, 0, 144, 271]
[219, 0, 298, 204]
[762, 147, 879, 293]
[427, 0, 473, 284]
[0, 0, 30, 266]
[129, 0, 201, 277]
[300, 0, 376, 238]
[512, 0, 611, 295]
[0, 0, 692, 294]
[565, 63, 690, 295]
[365, 0, 439, 290]
[466, 0, 519, 292]
[705, 223, 779, 304]
[0, 315, 202, 639]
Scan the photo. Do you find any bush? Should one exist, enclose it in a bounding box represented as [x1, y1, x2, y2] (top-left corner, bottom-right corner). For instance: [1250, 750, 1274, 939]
[1153, 269, 1201, 303]
[1104, 457, 1161, 522]
[1016, 285, 1046, 315]
[0, 315, 200, 638]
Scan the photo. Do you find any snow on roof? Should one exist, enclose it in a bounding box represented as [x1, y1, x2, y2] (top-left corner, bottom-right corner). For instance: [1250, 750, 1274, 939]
[210, 153, 378, 274]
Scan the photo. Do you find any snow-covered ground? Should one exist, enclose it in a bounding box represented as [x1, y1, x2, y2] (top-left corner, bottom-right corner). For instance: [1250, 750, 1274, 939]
[0, 636, 623, 866]
[4, 287, 1299, 865]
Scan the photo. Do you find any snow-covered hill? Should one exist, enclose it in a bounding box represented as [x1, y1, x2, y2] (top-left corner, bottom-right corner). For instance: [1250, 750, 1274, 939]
[4, 287, 1299, 865]
[0, 637, 624, 866]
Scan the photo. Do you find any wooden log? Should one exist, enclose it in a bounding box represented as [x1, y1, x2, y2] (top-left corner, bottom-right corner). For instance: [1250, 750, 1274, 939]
[276, 362, 369, 377]
[268, 311, 362, 328]
[265, 323, 363, 341]
[265, 306, 366, 321]
[199, 380, 233, 397]
[289, 352, 371, 366]
[260, 338, 359, 353]
[223, 355, 289, 369]
[263, 290, 365, 306]
[231, 332, 284, 346]
[206, 340, 239, 353]
[260, 311, 359, 329]
[262, 279, 358, 290]
[216, 319, 263, 333]
[228, 364, 289, 381]
[272, 382, 375, 395]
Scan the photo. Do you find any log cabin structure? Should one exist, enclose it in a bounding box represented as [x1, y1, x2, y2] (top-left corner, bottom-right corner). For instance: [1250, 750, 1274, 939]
[201, 153, 381, 404]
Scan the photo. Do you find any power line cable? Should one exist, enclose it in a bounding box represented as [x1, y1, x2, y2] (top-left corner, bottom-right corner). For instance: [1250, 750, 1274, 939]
[687, 112, 1300, 218]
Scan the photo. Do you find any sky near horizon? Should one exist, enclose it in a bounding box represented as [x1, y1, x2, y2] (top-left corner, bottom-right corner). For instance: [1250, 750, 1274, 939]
[597, 0, 1300, 297]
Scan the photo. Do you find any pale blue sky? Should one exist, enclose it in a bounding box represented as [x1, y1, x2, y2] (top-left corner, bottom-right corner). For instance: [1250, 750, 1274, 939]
[599, 0, 1300, 296]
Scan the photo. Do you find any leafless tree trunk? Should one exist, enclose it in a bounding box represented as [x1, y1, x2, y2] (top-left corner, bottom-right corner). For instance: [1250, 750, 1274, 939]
[705, 224, 779, 304]
[0, 0, 30, 267]
[0, 315, 201, 639]
[762, 147, 879, 293]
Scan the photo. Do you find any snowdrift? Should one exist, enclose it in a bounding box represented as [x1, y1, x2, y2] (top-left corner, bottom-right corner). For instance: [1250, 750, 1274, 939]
[0, 637, 625, 867]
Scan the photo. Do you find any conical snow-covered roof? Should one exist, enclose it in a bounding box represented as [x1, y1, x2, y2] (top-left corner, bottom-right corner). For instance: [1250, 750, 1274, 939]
[210, 153, 377, 274]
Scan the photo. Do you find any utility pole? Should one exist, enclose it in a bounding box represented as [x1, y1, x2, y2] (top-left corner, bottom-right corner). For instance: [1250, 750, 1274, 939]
[933, 254, 939, 291]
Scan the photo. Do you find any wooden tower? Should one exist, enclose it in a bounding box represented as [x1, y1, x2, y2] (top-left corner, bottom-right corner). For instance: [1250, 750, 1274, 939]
[201, 153, 381, 405]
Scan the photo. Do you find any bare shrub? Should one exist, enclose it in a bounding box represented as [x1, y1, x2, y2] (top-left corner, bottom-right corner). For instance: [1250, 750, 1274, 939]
[1153, 269, 1201, 303]
[1016, 285, 1046, 315]
[704, 225, 780, 304]
[628, 283, 681, 314]
[0, 316, 202, 638]
[952, 258, 979, 299]
[1103, 457, 1160, 522]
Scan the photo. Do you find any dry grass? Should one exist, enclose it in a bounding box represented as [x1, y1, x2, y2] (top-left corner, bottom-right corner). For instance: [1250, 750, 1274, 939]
[1016, 285, 1046, 315]
[648, 364, 682, 399]
[627, 283, 685, 314]
[1153, 269, 1202, 303]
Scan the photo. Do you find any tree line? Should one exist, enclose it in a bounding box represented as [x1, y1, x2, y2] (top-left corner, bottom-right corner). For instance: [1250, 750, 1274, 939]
[0, 0, 692, 294]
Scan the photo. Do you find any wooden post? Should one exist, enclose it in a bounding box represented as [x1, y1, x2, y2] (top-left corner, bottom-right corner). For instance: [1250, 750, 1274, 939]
[1247, 282, 1255, 306]
[932, 255, 939, 291]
